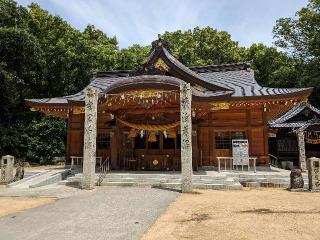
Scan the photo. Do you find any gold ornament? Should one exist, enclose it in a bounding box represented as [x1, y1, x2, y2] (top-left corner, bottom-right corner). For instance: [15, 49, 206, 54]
[128, 129, 137, 138]
[148, 132, 157, 142]
[154, 58, 169, 72]
[73, 107, 85, 114]
[211, 102, 230, 111]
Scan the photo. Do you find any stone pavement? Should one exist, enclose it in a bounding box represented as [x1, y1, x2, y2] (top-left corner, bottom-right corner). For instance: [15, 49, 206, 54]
[0, 186, 179, 240]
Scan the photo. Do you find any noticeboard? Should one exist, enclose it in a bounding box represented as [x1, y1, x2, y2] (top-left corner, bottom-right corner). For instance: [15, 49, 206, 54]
[232, 139, 249, 165]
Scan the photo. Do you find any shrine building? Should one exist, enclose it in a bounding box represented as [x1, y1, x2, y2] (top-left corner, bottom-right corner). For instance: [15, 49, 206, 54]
[25, 39, 313, 171]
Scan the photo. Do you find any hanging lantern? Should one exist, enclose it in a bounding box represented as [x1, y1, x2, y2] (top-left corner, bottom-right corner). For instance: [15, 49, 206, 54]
[148, 132, 157, 142]
[163, 130, 168, 139]
[128, 129, 137, 138]
[140, 130, 144, 138]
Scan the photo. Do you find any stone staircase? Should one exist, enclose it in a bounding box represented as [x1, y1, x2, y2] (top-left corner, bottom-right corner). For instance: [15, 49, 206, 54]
[59, 168, 310, 190]
[59, 173, 243, 190]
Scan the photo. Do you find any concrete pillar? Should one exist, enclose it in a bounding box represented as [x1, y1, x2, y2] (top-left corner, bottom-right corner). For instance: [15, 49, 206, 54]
[82, 88, 98, 189]
[180, 83, 193, 193]
[297, 131, 307, 172]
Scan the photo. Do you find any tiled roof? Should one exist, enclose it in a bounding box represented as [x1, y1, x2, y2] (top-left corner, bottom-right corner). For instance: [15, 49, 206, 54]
[25, 39, 313, 106]
[269, 102, 320, 125]
[268, 102, 320, 129]
[199, 70, 311, 98]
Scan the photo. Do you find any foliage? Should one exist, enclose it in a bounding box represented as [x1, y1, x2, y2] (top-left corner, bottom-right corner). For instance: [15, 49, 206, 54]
[273, 0, 320, 106]
[243, 43, 303, 88]
[26, 116, 66, 164]
[161, 27, 245, 66]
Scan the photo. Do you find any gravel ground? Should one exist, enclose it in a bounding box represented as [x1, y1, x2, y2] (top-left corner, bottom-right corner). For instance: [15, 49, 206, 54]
[141, 188, 320, 240]
[0, 186, 178, 240]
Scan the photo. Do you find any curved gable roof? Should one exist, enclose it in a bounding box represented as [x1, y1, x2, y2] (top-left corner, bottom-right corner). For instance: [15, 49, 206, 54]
[25, 38, 313, 107]
[268, 102, 320, 128]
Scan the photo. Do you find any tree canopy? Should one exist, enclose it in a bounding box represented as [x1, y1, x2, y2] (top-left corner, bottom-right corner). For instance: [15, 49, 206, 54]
[0, 0, 318, 163]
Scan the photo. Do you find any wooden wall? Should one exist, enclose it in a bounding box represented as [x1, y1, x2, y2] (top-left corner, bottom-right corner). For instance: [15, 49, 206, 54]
[198, 106, 269, 166]
[66, 106, 269, 167]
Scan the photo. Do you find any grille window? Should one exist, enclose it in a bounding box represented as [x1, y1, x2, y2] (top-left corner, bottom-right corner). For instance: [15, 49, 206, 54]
[215, 131, 246, 149]
[97, 133, 111, 150]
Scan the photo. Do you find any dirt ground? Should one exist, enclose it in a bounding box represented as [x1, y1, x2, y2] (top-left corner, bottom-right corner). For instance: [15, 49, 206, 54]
[0, 197, 56, 217]
[141, 188, 320, 240]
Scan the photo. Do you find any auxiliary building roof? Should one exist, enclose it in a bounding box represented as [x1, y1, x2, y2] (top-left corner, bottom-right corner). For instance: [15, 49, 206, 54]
[268, 102, 320, 129]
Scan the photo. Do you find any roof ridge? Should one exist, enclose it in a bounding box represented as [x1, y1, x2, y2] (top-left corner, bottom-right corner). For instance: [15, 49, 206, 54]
[95, 70, 133, 78]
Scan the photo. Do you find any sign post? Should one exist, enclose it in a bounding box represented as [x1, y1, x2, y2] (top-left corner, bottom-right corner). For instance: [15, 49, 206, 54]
[232, 139, 249, 171]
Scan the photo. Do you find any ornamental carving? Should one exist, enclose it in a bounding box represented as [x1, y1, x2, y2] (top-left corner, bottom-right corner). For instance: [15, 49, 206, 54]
[73, 107, 85, 114]
[154, 58, 170, 72]
[211, 102, 230, 111]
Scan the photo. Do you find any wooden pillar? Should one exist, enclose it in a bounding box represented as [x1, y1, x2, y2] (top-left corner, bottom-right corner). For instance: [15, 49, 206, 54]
[66, 111, 72, 166]
[180, 83, 193, 193]
[297, 130, 307, 172]
[110, 126, 118, 169]
[82, 88, 98, 189]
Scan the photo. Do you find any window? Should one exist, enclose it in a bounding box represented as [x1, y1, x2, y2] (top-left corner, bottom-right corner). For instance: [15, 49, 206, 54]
[97, 133, 111, 150]
[163, 137, 175, 149]
[215, 131, 246, 149]
[135, 135, 146, 149]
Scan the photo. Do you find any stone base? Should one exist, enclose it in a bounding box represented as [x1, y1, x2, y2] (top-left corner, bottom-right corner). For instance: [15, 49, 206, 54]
[288, 188, 307, 192]
[308, 189, 320, 192]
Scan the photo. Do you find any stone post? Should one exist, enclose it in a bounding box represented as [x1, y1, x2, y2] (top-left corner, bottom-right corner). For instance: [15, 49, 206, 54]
[82, 88, 98, 190]
[307, 157, 320, 191]
[180, 83, 193, 193]
[297, 131, 307, 171]
[1, 155, 14, 183]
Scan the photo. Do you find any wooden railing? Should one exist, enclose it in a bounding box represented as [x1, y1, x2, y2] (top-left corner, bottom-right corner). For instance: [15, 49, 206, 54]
[268, 154, 279, 167]
[217, 157, 257, 173]
[70, 156, 104, 171]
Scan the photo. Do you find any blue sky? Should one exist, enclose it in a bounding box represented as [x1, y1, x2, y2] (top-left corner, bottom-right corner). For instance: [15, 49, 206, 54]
[16, 0, 308, 49]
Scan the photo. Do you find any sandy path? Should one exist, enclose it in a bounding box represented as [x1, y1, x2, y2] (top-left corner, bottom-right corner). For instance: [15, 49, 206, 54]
[0, 197, 56, 217]
[141, 188, 320, 240]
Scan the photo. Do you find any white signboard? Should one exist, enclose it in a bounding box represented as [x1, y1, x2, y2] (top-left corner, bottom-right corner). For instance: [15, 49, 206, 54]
[232, 139, 249, 165]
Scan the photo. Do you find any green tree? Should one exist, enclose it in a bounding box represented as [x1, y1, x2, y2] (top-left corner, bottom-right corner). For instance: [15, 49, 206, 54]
[116, 44, 150, 70]
[27, 116, 66, 164]
[273, 0, 320, 106]
[0, 0, 28, 28]
[0, 27, 44, 125]
[244, 43, 303, 88]
[161, 27, 245, 66]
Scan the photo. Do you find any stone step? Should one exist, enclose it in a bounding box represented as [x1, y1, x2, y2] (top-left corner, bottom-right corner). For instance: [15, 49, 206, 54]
[156, 182, 242, 190]
[101, 177, 228, 184]
[96, 173, 226, 180]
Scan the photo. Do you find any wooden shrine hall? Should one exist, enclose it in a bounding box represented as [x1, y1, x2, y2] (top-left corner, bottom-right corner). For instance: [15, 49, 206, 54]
[268, 102, 320, 171]
[26, 39, 314, 171]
